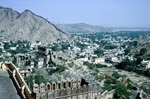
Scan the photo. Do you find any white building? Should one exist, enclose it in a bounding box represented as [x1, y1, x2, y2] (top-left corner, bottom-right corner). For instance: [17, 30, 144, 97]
[141, 60, 150, 69]
[146, 62, 150, 69]
[94, 58, 105, 64]
[79, 57, 89, 62]
[111, 57, 119, 63]
[10, 47, 17, 50]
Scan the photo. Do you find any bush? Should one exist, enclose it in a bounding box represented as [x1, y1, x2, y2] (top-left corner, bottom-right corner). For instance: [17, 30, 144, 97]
[56, 64, 66, 72]
[105, 77, 117, 84]
[112, 72, 121, 79]
[96, 75, 105, 82]
[48, 68, 56, 75]
[83, 61, 95, 69]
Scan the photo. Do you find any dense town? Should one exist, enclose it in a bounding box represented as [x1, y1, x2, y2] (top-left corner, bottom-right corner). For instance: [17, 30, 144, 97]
[0, 31, 150, 98]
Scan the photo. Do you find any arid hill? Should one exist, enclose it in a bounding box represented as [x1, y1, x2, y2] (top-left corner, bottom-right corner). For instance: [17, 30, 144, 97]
[57, 23, 111, 33]
[0, 6, 71, 44]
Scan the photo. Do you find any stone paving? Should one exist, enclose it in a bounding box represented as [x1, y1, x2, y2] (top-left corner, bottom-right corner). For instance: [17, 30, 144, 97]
[0, 70, 20, 99]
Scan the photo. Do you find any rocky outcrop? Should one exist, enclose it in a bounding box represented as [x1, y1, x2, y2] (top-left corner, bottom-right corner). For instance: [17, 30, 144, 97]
[138, 33, 150, 44]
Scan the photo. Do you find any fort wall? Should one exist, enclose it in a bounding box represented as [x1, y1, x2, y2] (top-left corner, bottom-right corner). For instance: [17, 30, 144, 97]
[33, 83, 101, 99]
[1, 62, 115, 99]
[4, 62, 32, 99]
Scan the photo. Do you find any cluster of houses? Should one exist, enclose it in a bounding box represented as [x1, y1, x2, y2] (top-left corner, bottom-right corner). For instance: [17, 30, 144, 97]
[13, 46, 57, 77]
[0, 32, 150, 98]
[69, 33, 150, 70]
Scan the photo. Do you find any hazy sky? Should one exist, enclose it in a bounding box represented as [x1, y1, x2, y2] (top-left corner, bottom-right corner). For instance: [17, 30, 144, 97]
[0, 0, 150, 27]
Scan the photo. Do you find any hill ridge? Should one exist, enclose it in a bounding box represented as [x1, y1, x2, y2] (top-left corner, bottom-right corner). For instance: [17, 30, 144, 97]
[57, 23, 111, 33]
[0, 6, 70, 44]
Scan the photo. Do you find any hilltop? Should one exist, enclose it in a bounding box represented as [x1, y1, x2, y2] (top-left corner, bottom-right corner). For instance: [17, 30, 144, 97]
[0, 6, 71, 44]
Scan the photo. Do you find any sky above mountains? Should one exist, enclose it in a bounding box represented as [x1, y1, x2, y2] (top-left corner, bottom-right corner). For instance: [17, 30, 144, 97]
[0, 0, 150, 27]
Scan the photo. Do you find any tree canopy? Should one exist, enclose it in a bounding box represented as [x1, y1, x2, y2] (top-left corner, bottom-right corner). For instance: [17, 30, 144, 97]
[115, 83, 132, 99]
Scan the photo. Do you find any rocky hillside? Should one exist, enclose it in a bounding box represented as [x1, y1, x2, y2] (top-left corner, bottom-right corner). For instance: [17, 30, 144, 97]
[138, 33, 150, 44]
[0, 6, 71, 44]
[129, 33, 150, 59]
[57, 23, 111, 33]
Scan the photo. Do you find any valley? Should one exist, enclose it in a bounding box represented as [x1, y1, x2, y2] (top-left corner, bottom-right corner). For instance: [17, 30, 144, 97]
[0, 3, 150, 99]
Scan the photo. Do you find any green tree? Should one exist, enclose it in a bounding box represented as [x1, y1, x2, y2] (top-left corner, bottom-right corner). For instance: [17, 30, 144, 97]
[115, 83, 132, 99]
[34, 72, 48, 84]
[112, 72, 121, 79]
[126, 79, 132, 90]
[105, 77, 117, 84]
[129, 41, 138, 47]
[96, 75, 104, 82]
[83, 61, 94, 69]
[104, 45, 117, 50]
[136, 56, 143, 65]
[48, 68, 56, 75]
[94, 49, 104, 57]
[24, 75, 34, 84]
[0, 48, 2, 53]
[4, 42, 10, 49]
[51, 43, 59, 51]
[24, 75, 34, 91]
[61, 43, 70, 51]
[56, 64, 66, 71]
[103, 83, 112, 91]
[124, 48, 130, 55]
[116, 59, 136, 70]
[139, 48, 147, 56]
[76, 42, 86, 50]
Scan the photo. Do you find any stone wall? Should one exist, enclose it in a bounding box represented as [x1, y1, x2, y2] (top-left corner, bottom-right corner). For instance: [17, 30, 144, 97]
[4, 62, 32, 99]
[33, 83, 101, 99]
[32, 77, 117, 99]
[32, 79, 102, 99]
[1, 62, 115, 99]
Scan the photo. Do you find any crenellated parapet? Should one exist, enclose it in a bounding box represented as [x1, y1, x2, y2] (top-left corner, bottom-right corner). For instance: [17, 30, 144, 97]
[32, 79, 101, 99]
[33, 79, 89, 92]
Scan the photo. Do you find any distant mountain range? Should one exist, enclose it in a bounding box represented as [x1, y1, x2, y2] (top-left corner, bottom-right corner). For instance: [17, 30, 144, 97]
[0, 6, 71, 44]
[110, 27, 150, 32]
[57, 23, 111, 33]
